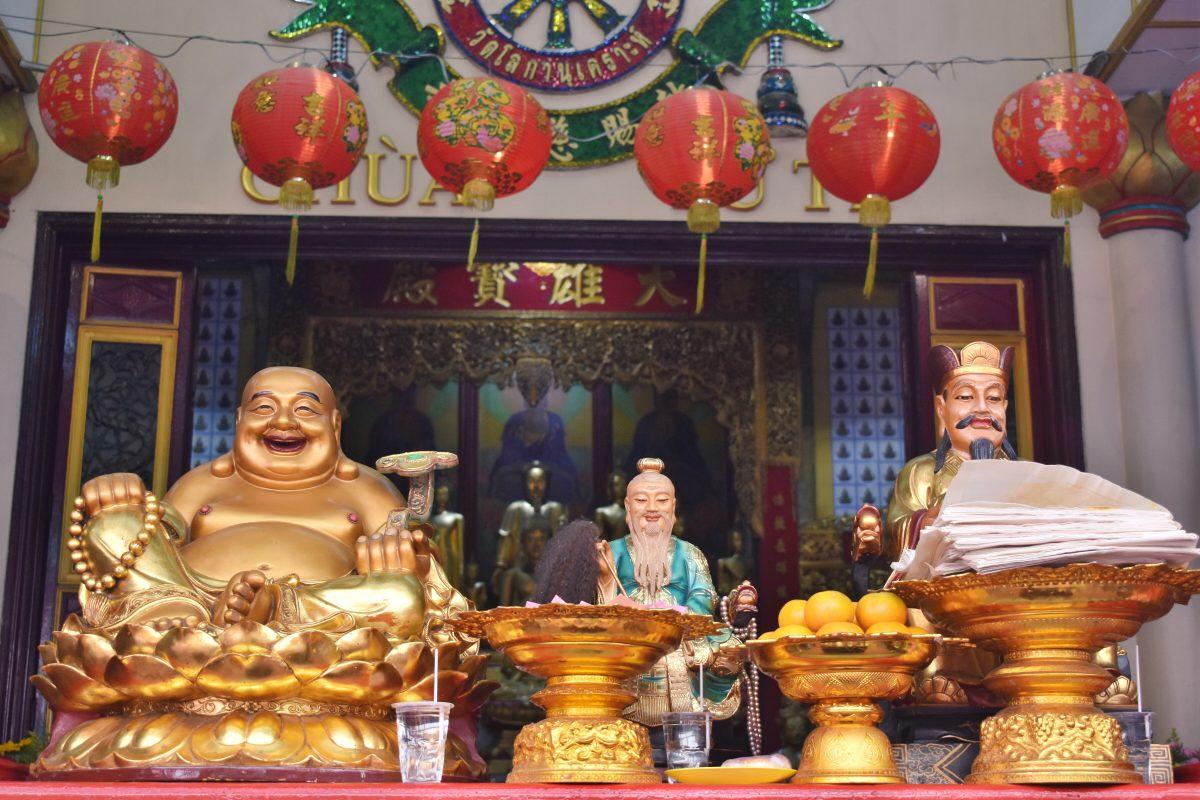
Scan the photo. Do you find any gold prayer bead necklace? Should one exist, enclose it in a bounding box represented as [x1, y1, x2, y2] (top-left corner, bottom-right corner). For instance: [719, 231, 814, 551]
[64, 492, 159, 593]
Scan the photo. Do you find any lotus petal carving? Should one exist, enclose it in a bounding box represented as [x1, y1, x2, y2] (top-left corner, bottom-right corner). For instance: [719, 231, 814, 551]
[33, 614, 499, 776]
[34, 613, 497, 711]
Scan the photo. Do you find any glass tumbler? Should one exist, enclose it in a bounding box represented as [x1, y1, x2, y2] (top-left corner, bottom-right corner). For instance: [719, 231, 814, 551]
[661, 710, 712, 772]
[392, 700, 452, 783]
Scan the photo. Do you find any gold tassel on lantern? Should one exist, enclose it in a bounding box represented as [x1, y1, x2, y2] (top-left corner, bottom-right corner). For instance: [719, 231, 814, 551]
[278, 177, 315, 286]
[286, 215, 299, 286]
[462, 177, 493, 272]
[467, 218, 480, 271]
[91, 194, 103, 264]
[86, 156, 120, 264]
[687, 199, 720, 315]
[1051, 185, 1080, 269]
[858, 194, 891, 299]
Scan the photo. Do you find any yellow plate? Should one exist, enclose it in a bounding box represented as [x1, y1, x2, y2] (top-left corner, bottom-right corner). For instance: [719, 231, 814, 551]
[666, 766, 796, 784]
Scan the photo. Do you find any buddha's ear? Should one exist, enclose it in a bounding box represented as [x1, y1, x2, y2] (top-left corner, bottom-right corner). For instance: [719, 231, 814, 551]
[332, 408, 343, 442]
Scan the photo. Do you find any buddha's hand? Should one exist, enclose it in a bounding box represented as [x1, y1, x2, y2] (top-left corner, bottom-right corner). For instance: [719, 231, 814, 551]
[356, 511, 433, 578]
[852, 504, 883, 560]
[80, 472, 146, 516]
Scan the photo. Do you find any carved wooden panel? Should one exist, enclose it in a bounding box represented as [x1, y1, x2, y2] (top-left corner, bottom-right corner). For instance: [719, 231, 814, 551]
[930, 279, 1023, 334]
[83, 267, 180, 326]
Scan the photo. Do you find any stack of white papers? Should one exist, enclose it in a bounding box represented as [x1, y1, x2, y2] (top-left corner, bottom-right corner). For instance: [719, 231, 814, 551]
[892, 460, 1200, 580]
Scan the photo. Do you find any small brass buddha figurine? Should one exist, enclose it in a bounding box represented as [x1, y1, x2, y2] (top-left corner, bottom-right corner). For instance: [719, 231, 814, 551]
[493, 461, 564, 592]
[497, 523, 551, 607]
[430, 484, 466, 591]
[593, 470, 628, 540]
[33, 367, 493, 776]
[717, 527, 750, 597]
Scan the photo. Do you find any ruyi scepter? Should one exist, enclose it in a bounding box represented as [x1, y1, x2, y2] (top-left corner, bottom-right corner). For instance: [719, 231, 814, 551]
[807, 81, 940, 298]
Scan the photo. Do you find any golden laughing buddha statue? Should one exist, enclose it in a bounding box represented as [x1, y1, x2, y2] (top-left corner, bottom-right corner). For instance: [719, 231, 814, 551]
[32, 367, 494, 777]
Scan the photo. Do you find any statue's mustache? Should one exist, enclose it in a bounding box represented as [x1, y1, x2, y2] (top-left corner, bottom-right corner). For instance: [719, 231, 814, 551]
[956, 414, 1002, 432]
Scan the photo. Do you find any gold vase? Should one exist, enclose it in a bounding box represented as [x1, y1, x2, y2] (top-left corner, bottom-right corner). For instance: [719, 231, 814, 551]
[450, 605, 718, 784]
[894, 564, 1200, 785]
[749, 633, 946, 783]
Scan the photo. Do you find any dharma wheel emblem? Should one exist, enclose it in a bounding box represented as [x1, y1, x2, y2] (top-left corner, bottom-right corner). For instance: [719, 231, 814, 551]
[274, 0, 842, 167]
[435, 0, 683, 91]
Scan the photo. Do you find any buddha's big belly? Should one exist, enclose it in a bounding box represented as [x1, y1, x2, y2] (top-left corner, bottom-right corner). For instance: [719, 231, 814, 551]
[182, 522, 356, 582]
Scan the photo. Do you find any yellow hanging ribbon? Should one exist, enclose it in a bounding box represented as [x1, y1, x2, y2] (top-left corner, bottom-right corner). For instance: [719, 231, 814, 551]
[467, 218, 480, 271]
[90, 193, 103, 264]
[695, 233, 707, 315]
[286, 215, 299, 286]
[863, 228, 879, 300]
[1063, 219, 1072, 269]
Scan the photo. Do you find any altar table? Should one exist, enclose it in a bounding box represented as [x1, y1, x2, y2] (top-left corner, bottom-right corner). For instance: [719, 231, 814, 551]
[0, 784, 1198, 800]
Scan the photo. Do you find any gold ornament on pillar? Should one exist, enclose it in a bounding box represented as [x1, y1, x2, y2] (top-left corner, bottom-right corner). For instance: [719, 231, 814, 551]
[1082, 91, 1200, 239]
[0, 89, 38, 229]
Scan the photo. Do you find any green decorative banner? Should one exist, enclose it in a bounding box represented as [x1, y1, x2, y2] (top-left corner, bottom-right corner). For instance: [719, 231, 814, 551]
[274, 0, 842, 168]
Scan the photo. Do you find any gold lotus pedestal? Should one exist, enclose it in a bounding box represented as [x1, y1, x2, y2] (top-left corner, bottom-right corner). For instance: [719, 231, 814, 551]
[450, 605, 718, 784]
[894, 564, 1200, 785]
[749, 633, 947, 784]
[31, 617, 495, 779]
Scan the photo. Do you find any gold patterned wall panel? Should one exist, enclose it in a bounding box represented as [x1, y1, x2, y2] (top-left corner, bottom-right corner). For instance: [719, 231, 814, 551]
[304, 316, 772, 532]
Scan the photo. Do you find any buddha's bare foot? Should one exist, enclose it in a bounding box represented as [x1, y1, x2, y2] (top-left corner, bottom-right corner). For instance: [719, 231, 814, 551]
[214, 570, 271, 626]
[152, 615, 202, 632]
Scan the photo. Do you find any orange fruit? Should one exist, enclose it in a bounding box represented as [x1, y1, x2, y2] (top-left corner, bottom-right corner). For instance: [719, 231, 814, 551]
[777, 599, 808, 629]
[817, 621, 863, 636]
[777, 624, 815, 637]
[907, 625, 931, 635]
[865, 621, 908, 635]
[758, 630, 781, 641]
[804, 590, 856, 630]
[856, 591, 909, 629]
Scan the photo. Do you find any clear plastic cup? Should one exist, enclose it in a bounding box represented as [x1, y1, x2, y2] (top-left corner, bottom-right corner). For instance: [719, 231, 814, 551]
[392, 701, 452, 783]
[662, 710, 712, 772]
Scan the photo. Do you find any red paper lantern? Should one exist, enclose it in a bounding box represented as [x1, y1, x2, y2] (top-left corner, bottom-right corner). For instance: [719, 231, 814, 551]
[418, 77, 551, 210]
[807, 83, 940, 297]
[993, 70, 1128, 263]
[418, 77, 552, 265]
[231, 66, 368, 282]
[633, 87, 773, 312]
[37, 41, 179, 261]
[1166, 70, 1200, 173]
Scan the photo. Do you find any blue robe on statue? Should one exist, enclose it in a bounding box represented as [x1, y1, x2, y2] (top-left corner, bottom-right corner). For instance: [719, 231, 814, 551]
[608, 535, 740, 724]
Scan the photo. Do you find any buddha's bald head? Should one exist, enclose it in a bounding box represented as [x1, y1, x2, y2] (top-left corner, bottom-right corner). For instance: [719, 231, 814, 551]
[232, 367, 344, 488]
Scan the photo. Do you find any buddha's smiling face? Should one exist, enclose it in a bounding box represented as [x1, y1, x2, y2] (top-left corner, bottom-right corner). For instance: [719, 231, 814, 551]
[233, 367, 342, 487]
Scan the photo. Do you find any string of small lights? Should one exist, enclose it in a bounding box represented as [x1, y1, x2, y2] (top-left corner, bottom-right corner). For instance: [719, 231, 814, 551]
[5, 10, 1198, 146]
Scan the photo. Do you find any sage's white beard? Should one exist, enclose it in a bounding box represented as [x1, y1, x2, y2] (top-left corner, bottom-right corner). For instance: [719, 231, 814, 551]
[631, 520, 672, 598]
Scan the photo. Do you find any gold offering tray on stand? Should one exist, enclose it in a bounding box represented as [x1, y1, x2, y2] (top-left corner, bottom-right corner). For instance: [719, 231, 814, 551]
[894, 563, 1200, 786]
[448, 604, 721, 784]
[749, 630, 963, 784]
